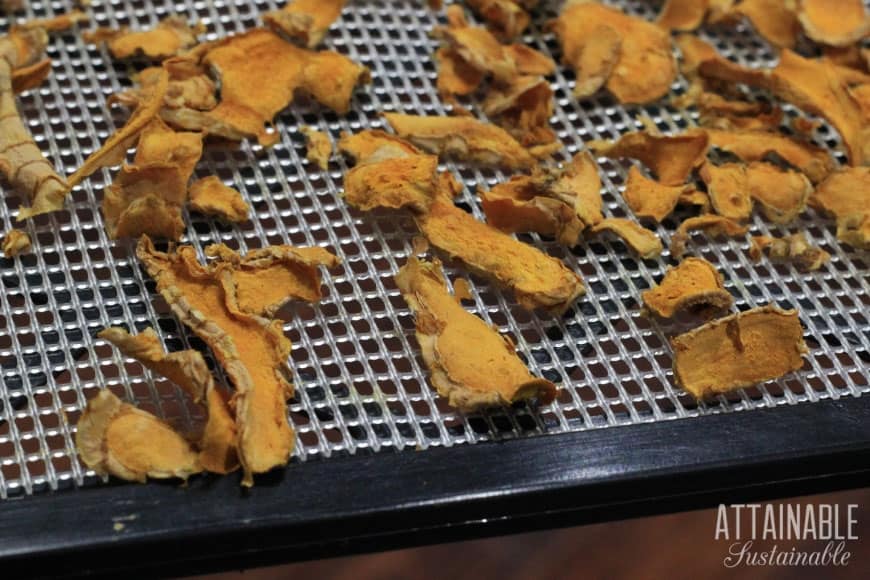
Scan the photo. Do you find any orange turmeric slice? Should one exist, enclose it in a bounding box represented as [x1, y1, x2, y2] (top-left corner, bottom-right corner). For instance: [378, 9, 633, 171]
[671, 305, 808, 399]
[264, 0, 346, 48]
[699, 162, 753, 221]
[395, 257, 555, 411]
[730, 0, 801, 49]
[810, 167, 870, 249]
[745, 161, 811, 224]
[1, 229, 31, 257]
[749, 233, 831, 271]
[301, 126, 332, 170]
[465, 0, 534, 40]
[435, 5, 517, 85]
[337, 129, 422, 164]
[670, 215, 749, 258]
[436, 46, 485, 98]
[84, 16, 201, 60]
[417, 196, 584, 314]
[10, 58, 51, 94]
[590, 218, 663, 260]
[657, 0, 709, 31]
[343, 154, 440, 213]
[591, 129, 709, 186]
[798, 0, 870, 47]
[481, 75, 557, 150]
[571, 24, 622, 99]
[642, 257, 733, 318]
[622, 166, 690, 223]
[76, 389, 202, 482]
[188, 176, 250, 223]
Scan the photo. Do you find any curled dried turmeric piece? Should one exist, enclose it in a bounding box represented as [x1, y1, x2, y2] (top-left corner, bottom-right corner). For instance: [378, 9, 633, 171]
[435, 5, 517, 85]
[749, 233, 830, 271]
[435, 46, 484, 99]
[798, 0, 870, 47]
[338, 129, 422, 164]
[571, 24, 621, 99]
[591, 129, 709, 186]
[11, 58, 51, 94]
[1, 228, 31, 257]
[699, 162, 753, 221]
[481, 75, 558, 150]
[188, 176, 250, 223]
[810, 167, 870, 249]
[836, 214, 870, 250]
[715, 0, 801, 49]
[98, 327, 239, 474]
[84, 16, 201, 60]
[590, 218, 663, 260]
[76, 389, 201, 482]
[344, 154, 440, 213]
[622, 166, 690, 223]
[0, 0, 23, 12]
[418, 196, 584, 314]
[745, 161, 811, 224]
[205, 243, 340, 317]
[657, 0, 709, 31]
[670, 215, 748, 258]
[396, 257, 555, 411]
[384, 113, 536, 170]
[301, 126, 332, 170]
[552, 1, 676, 104]
[465, 0, 535, 40]
[264, 0, 346, 48]
[642, 257, 733, 319]
[671, 305, 808, 399]
[137, 237, 294, 486]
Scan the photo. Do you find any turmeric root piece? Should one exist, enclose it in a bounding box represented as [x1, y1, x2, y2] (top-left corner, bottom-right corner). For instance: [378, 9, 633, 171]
[11, 58, 51, 94]
[418, 196, 584, 314]
[552, 1, 677, 104]
[481, 75, 558, 150]
[571, 24, 621, 99]
[722, 0, 801, 49]
[396, 257, 555, 411]
[704, 128, 834, 185]
[384, 113, 536, 171]
[699, 162, 753, 221]
[85, 16, 201, 60]
[696, 93, 784, 133]
[264, 0, 346, 48]
[591, 129, 709, 186]
[435, 47, 485, 99]
[205, 243, 340, 317]
[343, 154, 440, 213]
[301, 126, 332, 170]
[798, 0, 870, 47]
[98, 327, 239, 474]
[670, 215, 749, 258]
[810, 167, 870, 249]
[671, 305, 808, 399]
[480, 151, 602, 245]
[642, 257, 733, 319]
[590, 218, 663, 260]
[76, 389, 201, 482]
[836, 214, 870, 250]
[188, 176, 250, 223]
[338, 129, 422, 164]
[1, 229, 31, 257]
[622, 166, 689, 223]
[657, 0, 709, 31]
[137, 237, 295, 486]
[435, 5, 517, 85]
[745, 161, 811, 224]
[749, 233, 830, 271]
[465, 0, 535, 40]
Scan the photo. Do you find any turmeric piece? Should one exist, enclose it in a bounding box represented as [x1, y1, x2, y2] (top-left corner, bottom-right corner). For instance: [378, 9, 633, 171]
[464, 0, 536, 40]
[657, 0, 709, 31]
[1, 229, 31, 257]
[435, 46, 484, 99]
[434, 5, 517, 85]
[745, 162, 811, 224]
[570, 24, 621, 99]
[76, 389, 202, 482]
[671, 305, 808, 399]
[481, 75, 558, 150]
[11, 58, 51, 94]
[188, 176, 250, 223]
[642, 257, 733, 319]
[264, 0, 346, 48]
[84, 16, 201, 60]
[698, 162, 753, 221]
[715, 0, 801, 49]
[590, 218, 663, 260]
[395, 257, 555, 411]
[621, 166, 690, 223]
[670, 215, 749, 258]
[591, 129, 709, 186]
[301, 126, 332, 170]
[810, 167, 870, 249]
[343, 154, 440, 213]
[798, 0, 870, 47]
[337, 129, 422, 164]
[749, 233, 831, 271]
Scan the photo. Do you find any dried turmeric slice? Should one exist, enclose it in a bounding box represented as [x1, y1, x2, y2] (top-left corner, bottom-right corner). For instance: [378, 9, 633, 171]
[300, 126, 332, 170]
[465, 0, 534, 40]
[481, 75, 557, 150]
[552, 1, 677, 104]
[670, 215, 749, 258]
[1, 229, 31, 257]
[798, 0, 870, 47]
[396, 257, 555, 411]
[435, 5, 517, 85]
[338, 129, 422, 164]
[98, 327, 239, 474]
[749, 233, 830, 271]
[571, 24, 621, 99]
[745, 161, 811, 224]
[137, 237, 295, 486]
[590, 218, 663, 260]
[810, 167, 870, 249]
[435, 46, 484, 98]
[343, 154, 440, 213]
[504, 44, 555, 77]
[264, 0, 346, 48]
[725, 0, 801, 49]
[11, 58, 51, 94]
[836, 214, 870, 250]
[384, 113, 536, 171]
[657, 0, 709, 31]
[699, 162, 753, 221]
[205, 243, 340, 317]
[591, 129, 709, 186]
[622, 166, 689, 223]
[84, 16, 201, 60]
[642, 257, 733, 319]
[188, 176, 250, 223]
[696, 92, 784, 132]
[671, 305, 808, 399]
[704, 128, 834, 184]
[76, 389, 201, 482]
[418, 196, 584, 314]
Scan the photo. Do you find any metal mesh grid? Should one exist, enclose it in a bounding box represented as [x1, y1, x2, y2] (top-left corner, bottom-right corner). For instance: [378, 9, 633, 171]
[0, 0, 868, 499]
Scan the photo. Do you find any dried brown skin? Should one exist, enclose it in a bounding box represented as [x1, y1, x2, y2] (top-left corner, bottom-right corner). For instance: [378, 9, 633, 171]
[699, 162, 753, 221]
[137, 237, 295, 486]
[591, 129, 709, 186]
[384, 113, 536, 171]
[745, 161, 811, 224]
[481, 75, 557, 150]
[552, 1, 676, 104]
[98, 327, 240, 474]
[85, 16, 201, 60]
[76, 389, 202, 483]
[344, 154, 440, 214]
[465, 0, 534, 40]
[671, 306, 808, 399]
[418, 196, 584, 314]
[188, 176, 250, 223]
[395, 257, 555, 411]
[642, 257, 733, 319]
[1, 229, 31, 257]
[798, 0, 870, 47]
[205, 243, 340, 317]
[590, 218, 663, 260]
[704, 128, 834, 184]
[657, 0, 709, 31]
[338, 129, 422, 164]
[264, 0, 346, 48]
[571, 24, 621, 99]
[749, 233, 830, 271]
[622, 166, 689, 223]
[670, 215, 749, 258]
[810, 167, 870, 249]
[301, 126, 332, 170]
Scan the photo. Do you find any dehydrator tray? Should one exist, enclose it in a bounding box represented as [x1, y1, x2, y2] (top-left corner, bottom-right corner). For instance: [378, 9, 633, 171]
[0, 0, 868, 576]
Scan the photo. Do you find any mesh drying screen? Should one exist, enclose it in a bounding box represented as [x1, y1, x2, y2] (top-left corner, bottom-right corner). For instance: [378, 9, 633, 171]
[0, 0, 868, 499]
